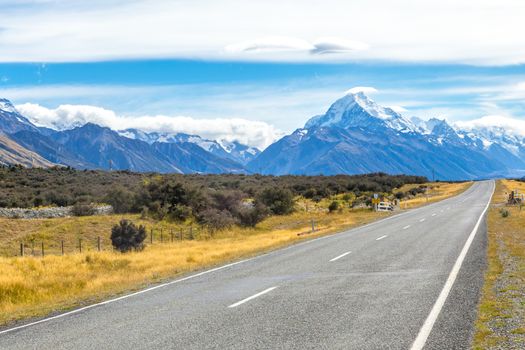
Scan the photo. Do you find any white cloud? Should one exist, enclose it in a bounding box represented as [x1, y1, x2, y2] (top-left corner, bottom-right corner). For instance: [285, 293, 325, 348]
[388, 105, 408, 113]
[455, 115, 525, 137]
[225, 36, 367, 55]
[1, 0, 525, 64]
[345, 86, 378, 95]
[15, 103, 284, 149]
[225, 36, 314, 53]
[311, 37, 369, 54]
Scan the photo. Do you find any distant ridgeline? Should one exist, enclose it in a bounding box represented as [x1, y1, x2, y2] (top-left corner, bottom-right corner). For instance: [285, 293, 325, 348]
[2, 94, 525, 180]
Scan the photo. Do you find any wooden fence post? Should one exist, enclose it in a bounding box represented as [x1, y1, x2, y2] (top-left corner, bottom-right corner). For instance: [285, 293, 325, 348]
[61, 240, 64, 255]
[20, 243, 24, 257]
[79, 238, 82, 253]
[180, 228, 183, 241]
[311, 219, 315, 232]
[150, 228, 153, 244]
[170, 229, 174, 243]
[97, 236, 101, 252]
[41, 242, 44, 257]
[160, 228, 163, 243]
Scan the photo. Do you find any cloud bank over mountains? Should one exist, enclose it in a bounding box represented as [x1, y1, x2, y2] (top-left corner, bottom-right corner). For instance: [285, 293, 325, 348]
[15, 103, 284, 150]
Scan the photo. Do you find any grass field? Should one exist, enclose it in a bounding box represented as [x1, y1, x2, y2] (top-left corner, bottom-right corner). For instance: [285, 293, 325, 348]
[397, 181, 472, 208]
[0, 181, 470, 327]
[473, 180, 525, 349]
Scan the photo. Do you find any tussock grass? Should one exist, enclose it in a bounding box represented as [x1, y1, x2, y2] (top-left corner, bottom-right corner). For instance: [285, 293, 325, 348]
[398, 181, 472, 209]
[0, 182, 467, 327]
[473, 180, 525, 349]
[0, 208, 381, 326]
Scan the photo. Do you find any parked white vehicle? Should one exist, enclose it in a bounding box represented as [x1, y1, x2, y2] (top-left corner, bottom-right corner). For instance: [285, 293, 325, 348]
[377, 202, 394, 211]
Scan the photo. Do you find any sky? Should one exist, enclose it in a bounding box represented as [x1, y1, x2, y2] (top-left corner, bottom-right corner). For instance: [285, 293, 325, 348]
[1, 0, 525, 149]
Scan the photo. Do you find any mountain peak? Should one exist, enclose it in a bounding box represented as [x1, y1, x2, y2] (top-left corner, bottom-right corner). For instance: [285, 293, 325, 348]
[0, 98, 17, 114]
[304, 91, 416, 133]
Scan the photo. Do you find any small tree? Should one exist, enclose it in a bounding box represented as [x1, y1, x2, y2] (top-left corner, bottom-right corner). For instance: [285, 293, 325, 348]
[256, 188, 295, 215]
[328, 200, 339, 213]
[111, 219, 147, 252]
[237, 202, 270, 227]
[105, 187, 136, 214]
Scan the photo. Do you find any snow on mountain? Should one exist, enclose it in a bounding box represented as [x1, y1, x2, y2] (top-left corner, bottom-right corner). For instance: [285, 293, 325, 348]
[250, 90, 525, 179]
[0, 98, 40, 134]
[305, 92, 416, 133]
[218, 139, 261, 164]
[118, 129, 259, 165]
[0, 98, 17, 114]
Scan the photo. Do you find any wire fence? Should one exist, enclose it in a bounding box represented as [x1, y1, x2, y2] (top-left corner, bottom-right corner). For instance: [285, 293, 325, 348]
[2, 225, 208, 258]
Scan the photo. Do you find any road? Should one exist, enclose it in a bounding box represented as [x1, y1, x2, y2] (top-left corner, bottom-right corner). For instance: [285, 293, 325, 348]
[0, 180, 494, 350]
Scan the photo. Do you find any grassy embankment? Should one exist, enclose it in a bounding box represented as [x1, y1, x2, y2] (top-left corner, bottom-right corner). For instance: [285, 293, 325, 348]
[0, 181, 470, 327]
[396, 181, 472, 208]
[473, 179, 525, 349]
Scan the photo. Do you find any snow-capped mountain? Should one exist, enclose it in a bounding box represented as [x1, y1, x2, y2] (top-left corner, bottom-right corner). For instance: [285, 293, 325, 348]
[249, 91, 525, 179]
[0, 99, 248, 173]
[0, 98, 40, 134]
[305, 92, 416, 133]
[118, 129, 259, 165]
[3, 93, 525, 179]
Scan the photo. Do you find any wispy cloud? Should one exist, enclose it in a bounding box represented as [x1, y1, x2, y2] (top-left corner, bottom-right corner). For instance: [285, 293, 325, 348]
[1, 0, 525, 64]
[225, 36, 368, 55]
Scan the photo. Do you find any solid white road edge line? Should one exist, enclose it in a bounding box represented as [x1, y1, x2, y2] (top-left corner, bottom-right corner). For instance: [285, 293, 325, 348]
[376, 235, 388, 241]
[0, 257, 258, 336]
[228, 287, 278, 308]
[409, 181, 495, 350]
[0, 182, 476, 336]
[330, 251, 352, 262]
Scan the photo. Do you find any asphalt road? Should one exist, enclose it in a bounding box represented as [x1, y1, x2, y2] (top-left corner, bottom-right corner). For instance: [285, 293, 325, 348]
[0, 180, 494, 350]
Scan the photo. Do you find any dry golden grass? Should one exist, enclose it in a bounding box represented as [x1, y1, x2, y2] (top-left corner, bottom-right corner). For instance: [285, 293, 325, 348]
[0, 214, 192, 257]
[0, 183, 468, 327]
[398, 181, 472, 209]
[473, 179, 525, 349]
[0, 207, 383, 326]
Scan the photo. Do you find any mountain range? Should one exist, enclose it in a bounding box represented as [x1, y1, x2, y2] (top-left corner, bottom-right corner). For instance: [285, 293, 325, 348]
[1, 93, 525, 180]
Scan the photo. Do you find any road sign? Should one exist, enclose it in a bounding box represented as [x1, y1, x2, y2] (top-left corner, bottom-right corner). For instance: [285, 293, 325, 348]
[372, 198, 380, 205]
[373, 193, 379, 199]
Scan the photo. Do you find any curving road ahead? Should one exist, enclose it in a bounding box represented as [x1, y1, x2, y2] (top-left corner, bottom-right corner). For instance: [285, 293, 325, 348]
[0, 181, 494, 349]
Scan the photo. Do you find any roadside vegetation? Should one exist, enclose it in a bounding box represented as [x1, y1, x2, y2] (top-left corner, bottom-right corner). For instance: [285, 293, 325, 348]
[0, 167, 471, 327]
[473, 179, 525, 349]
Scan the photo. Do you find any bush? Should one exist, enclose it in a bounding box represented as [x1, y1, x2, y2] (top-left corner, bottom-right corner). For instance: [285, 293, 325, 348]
[256, 188, 295, 215]
[105, 187, 136, 214]
[328, 200, 339, 213]
[237, 202, 270, 227]
[111, 219, 147, 252]
[71, 203, 96, 216]
[500, 209, 510, 218]
[198, 208, 237, 231]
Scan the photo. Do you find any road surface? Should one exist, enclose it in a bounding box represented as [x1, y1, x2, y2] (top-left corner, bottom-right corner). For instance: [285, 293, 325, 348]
[0, 181, 494, 349]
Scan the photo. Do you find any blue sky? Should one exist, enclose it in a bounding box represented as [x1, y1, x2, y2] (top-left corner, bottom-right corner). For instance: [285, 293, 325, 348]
[1, 1, 525, 148]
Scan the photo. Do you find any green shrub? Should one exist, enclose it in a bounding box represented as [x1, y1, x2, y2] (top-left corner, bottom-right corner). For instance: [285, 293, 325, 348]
[237, 203, 270, 227]
[500, 209, 510, 218]
[105, 187, 136, 213]
[256, 188, 295, 215]
[111, 219, 147, 252]
[328, 200, 339, 213]
[71, 203, 96, 216]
